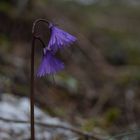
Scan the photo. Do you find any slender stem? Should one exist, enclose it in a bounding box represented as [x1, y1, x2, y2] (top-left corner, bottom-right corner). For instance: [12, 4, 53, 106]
[30, 36, 35, 140]
[35, 36, 46, 48]
[30, 19, 49, 140]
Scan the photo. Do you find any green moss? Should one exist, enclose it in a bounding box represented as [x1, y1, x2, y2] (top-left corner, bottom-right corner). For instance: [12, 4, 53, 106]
[53, 107, 66, 117]
[0, 34, 10, 52]
[81, 118, 99, 132]
[115, 68, 140, 86]
[105, 107, 121, 124]
[0, 1, 13, 14]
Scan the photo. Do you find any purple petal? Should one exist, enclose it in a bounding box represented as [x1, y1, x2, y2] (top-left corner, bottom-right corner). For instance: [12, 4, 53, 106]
[46, 24, 77, 52]
[37, 50, 64, 77]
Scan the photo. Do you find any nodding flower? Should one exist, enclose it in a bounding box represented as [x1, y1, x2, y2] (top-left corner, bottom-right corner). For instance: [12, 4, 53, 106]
[37, 50, 64, 77]
[37, 22, 76, 77]
[44, 23, 77, 53]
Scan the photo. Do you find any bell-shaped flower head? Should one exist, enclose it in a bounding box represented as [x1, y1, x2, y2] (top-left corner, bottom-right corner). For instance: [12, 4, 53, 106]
[45, 23, 77, 53]
[37, 50, 64, 77]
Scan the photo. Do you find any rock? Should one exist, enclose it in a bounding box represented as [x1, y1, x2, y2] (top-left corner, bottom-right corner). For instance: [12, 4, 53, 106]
[0, 93, 76, 140]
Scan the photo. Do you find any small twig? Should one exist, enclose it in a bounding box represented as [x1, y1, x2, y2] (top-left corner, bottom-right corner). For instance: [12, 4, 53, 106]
[108, 129, 140, 140]
[0, 116, 103, 140]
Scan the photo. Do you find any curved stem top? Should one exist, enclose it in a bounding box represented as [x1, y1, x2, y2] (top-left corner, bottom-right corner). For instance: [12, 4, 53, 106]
[32, 19, 50, 35]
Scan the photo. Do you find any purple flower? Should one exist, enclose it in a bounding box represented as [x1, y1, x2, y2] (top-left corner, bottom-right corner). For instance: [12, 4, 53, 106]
[37, 50, 64, 77]
[45, 23, 77, 53]
[37, 23, 77, 77]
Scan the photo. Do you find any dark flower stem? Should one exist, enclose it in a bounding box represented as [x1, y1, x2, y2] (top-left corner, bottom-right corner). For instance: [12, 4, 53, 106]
[30, 36, 35, 140]
[30, 19, 49, 140]
[35, 36, 46, 48]
[32, 19, 49, 34]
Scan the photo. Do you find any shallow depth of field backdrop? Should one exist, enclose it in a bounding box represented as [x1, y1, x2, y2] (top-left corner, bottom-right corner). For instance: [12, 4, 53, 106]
[0, 0, 140, 139]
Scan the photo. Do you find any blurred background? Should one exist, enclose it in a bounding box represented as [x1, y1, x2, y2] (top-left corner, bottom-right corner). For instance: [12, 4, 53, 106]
[0, 0, 140, 139]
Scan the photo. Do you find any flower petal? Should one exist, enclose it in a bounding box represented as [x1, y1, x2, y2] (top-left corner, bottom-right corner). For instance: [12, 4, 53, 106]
[37, 50, 64, 77]
[46, 24, 77, 53]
